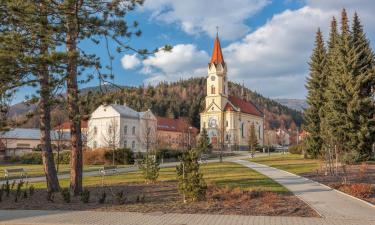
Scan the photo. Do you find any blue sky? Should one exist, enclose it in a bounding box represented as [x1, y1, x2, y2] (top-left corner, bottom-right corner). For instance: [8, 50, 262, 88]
[13, 0, 375, 103]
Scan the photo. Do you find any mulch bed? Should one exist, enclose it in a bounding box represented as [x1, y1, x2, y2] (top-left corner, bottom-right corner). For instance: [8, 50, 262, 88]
[301, 162, 375, 204]
[0, 181, 318, 217]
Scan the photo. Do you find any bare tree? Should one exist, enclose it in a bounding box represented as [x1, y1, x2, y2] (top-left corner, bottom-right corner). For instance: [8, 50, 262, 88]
[51, 111, 68, 172]
[102, 118, 120, 165]
[138, 114, 157, 155]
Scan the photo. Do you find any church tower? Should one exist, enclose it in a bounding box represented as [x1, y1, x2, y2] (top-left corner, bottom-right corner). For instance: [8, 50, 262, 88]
[205, 33, 228, 111]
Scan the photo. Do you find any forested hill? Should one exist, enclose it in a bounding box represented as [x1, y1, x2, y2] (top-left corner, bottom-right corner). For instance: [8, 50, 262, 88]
[79, 77, 303, 130]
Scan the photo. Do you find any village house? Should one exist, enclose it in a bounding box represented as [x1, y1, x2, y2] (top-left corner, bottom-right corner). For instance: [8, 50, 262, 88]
[87, 104, 157, 153]
[200, 34, 264, 150]
[0, 128, 70, 160]
[156, 117, 199, 150]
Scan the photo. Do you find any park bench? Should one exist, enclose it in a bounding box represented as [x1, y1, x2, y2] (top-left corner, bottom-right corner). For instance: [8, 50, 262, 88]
[99, 165, 118, 186]
[3, 168, 28, 181]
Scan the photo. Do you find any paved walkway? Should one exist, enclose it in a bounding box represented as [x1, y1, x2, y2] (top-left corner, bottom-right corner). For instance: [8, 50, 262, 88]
[235, 159, 375, 221]
[0, 210, 374, 225]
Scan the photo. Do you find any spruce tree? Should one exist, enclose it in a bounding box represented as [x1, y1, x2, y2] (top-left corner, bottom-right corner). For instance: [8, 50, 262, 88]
[304, 28, 326, 158]
[197, 128, 212, 154]
[346, 13, 375, 160]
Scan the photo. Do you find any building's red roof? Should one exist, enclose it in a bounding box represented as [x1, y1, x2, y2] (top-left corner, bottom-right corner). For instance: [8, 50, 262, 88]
[156, 117, 198, 134]
[210, 36, 225, 65]
[54, 120, 88, 130]
[227, 96, 263, 117]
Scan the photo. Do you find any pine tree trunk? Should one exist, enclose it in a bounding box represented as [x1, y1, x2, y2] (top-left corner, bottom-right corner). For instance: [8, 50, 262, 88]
[66, 0, 83, 195]
[39, 1, 60, 192]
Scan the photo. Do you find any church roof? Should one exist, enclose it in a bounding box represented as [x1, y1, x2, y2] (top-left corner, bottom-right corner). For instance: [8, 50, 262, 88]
[210, 36, 225, 65]
[227, 96, 263, 117]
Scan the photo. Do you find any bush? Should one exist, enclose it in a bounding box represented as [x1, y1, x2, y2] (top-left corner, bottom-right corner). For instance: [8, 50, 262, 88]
[156, 149, 184, 160]
[54, 151, 70, 164]
[80, 188, 90, 203]
[98, 191, 106, 204]
[339, 183, 374, 199]
[61, 188, 71, 203]
[20, 152, 43, 164]
[288, 144, 303, 154]
[104, 148, 134, 165]
[83, 149, 108, 165]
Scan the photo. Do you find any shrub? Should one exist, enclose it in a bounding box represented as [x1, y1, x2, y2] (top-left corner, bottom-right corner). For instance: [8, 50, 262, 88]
[288, 144, 303, 154]
[339, 183, 374, 199]
[138, 155, 160, 183]
[29, 185, 35, 196]
[176, 149, 207, 202]
[54, 151, 71, 164]
[80, 188, 90, 203]
[104, 148, 134, 165]
[61, 188, 71, 203]
[115, 191, 126, 205]
[98, 191, 106, 204]
[20, 152, 43, 164]
[83, 149, 108, 165]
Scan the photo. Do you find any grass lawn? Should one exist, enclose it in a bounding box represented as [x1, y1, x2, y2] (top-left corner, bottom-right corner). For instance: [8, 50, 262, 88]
[30, 162, 288, 193]
[249, 154, 321, 174]
[0, 164, 132, 181]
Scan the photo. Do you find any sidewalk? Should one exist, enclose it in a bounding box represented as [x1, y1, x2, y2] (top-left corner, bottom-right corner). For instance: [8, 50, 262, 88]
[0, 210, 374, 225]
[235, 159, 375, 220]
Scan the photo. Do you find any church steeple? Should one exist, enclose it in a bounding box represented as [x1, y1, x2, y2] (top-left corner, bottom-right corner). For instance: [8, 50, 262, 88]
[210, 32, 225, 65]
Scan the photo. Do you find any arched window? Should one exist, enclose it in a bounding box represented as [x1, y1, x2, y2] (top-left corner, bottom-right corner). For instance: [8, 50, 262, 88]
[132, 126, 136, 135]
[93, 126, 97, 135]
[211, 85, 216, 94]
[132, 141, 136, 149]
[124, 125, 128, 135]
[108, 125, 112, 134]
[241, 123, 244, 138]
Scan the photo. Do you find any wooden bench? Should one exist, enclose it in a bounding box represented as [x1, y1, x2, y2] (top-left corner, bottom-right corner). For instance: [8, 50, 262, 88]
[99, 165, 118, 186]
[3, 168, 28, 180]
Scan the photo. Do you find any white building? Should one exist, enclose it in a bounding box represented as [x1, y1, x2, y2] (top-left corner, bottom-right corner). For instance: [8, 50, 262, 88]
[87, 104, 157, 153]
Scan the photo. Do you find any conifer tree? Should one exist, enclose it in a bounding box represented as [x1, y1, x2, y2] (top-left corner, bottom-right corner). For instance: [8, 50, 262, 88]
[304, 28, 326, 158]
[197, 128, 212, 154]
[346, 13, 375, 160]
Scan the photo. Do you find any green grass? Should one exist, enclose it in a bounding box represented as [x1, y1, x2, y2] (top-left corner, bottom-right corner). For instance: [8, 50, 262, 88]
[30, 162, 288, 193]
[0, 164, 132, 181]
[249, 154, 321, 174]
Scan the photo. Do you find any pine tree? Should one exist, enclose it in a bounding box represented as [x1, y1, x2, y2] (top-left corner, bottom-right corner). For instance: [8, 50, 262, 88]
[304, 28, 326, 158]
[176, 149, 207, 202]
[248, 123, 258, 153]
[346, 13, 375, 160]
[197, 128, 212, 154]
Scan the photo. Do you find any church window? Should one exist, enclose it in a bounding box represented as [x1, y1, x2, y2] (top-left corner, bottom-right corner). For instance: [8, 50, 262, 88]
[226, 120, 228, 127]
[258, 126, 261, 138]
[94, 126, 97, 135]
[241, 123, 244, 138]
[211, 85, 216, 94]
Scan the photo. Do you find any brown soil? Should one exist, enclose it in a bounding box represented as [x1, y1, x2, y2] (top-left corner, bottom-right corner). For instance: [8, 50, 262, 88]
[302, 162, 375, 204]
[0, 181, 318, 217]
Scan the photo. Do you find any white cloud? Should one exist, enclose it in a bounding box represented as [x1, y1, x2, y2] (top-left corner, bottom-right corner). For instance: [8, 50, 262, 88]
[121, 54, 141, 69]
[142, 0, 270, 40]
[140, 44, 209, 84]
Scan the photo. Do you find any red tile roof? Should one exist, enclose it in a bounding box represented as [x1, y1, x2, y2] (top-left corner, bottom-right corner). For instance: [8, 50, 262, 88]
[156, 117, 198, 134]
[54, 120, 88, 130]
[228, 96, 263, 117]
[210, 36, 225, 65]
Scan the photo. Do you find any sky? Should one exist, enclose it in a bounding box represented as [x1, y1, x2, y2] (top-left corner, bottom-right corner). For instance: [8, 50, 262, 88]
[13, 0, 375, 103]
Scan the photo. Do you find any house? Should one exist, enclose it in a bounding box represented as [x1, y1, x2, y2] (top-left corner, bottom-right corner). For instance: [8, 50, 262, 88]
[87, 104, 157, 153]
[156, 117, 199, 150]
[200, 34, 264, 150]
[0, 128, 70, 158]
[54, 120, 88, 133]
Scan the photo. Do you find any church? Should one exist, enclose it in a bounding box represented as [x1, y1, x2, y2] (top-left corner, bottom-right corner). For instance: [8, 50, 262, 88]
[200, 35, 264, 150]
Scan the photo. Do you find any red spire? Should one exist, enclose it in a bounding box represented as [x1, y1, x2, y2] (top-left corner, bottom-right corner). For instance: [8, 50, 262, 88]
[210, 35, 225, 65]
